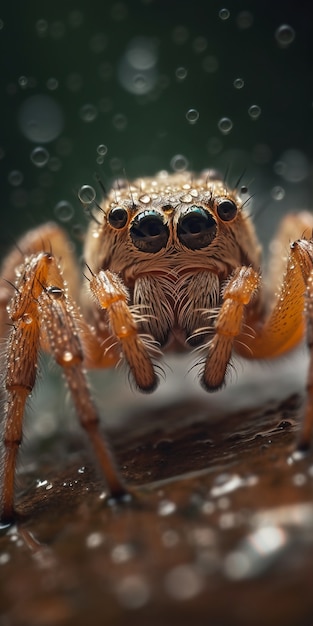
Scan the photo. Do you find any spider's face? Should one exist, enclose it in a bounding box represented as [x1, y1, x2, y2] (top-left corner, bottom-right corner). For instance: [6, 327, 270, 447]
[87, 171, 261, 283]
[84, 171, 262, 349]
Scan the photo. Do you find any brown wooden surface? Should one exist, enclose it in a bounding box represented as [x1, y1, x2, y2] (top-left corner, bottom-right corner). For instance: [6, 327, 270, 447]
[1, 393, 313, 626]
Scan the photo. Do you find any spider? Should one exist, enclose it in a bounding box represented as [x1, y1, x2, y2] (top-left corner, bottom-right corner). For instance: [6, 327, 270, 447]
[1, 169, 313, 523]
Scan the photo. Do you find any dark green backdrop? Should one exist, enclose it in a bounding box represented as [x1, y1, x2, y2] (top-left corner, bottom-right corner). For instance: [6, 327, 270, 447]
[0, 0, 312, 254]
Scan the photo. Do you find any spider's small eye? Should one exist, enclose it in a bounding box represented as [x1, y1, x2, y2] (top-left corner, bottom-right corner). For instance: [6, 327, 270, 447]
[108, 206, 128, 229]
[216, 199, 238, 222]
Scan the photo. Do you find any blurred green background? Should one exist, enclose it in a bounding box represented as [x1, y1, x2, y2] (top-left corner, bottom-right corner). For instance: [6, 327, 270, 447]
[0, 0, 312, 255]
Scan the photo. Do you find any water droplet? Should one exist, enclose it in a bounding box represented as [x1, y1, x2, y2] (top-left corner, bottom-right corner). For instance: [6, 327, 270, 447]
[78, 466, 85, 474]
[170, 154, 189, 172]
[202, 55, 219, 73]
[48, 157, 62, 172]
[62, 351, 74, 363]
[89, 33, 107, 54]
[172, 25, 189, 45]
[66, 72, 83, 92]
[54, 200, 74, 222]
[78, 185, 96, 204]
[175, 66, 188, 81]
[0, 553, 10, 565]
[236, 11, 254, 29]
[139, 194, 151, 204]
[233, 77, 244, 89]
[8, 170, 23, 187]
[165, 565, 204, 600]
[112, 113, 127, 131]
[86, 532, 104, 548]
[217, 117, 233, 135]
[79, 103, 98, 123]
[111, 543, 135, 563]
[162, 529, 180, 547]
[30, 146, 49, 167]
[158, 499, 177, 516]
[192, 36, 207, 53]
[68, 10, 84, 29]
[292, 473, 306, 486]
[275, 24, 295, 48]
[219, 8, 230, 20]
[97, 144, 108, 156]
[186, 108, 199, 124]
[22, 314, 33, 325]
[35, 18, 48, 37]
[118, 36, 158, 95]
[115, 575, 150, 608]
[277, 149, 309, 183]
[46, 77, 58, 90]
[271, 185, 285, 201]
[18, 76, 29, 89]
[248, 104, 261, 120]
[18, 94, 64, 143]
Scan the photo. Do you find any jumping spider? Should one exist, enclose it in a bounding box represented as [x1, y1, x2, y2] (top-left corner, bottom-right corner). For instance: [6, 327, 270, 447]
[1, 169, 313, 522]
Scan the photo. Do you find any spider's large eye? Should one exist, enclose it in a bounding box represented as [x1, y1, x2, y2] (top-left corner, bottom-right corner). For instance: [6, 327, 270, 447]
[130, 210, 169, 253]
[108, 206, 128, 229]
[216, 199, 238, 222]
[177, 205, 217, 249]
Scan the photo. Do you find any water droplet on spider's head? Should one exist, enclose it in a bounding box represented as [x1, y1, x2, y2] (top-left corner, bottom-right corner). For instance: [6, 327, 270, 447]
[217, 117, 233, 135]
[54, 200, 75, 222]
[30, 146, 49, 167]
[219, 8, 230, 20]
[275, 24, 295, 48]
[170, 154, 189, 172]
[186, 108, 199, 124]
[248, 104, 261, 120]
[78, 184, 96, 204]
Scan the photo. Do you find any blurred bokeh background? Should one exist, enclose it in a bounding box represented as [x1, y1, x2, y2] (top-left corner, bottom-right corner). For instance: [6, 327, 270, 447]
[0, 0, 312, 256]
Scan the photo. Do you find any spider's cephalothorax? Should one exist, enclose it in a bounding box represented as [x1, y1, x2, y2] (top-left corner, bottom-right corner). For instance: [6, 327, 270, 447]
[1, 169, 313, 522]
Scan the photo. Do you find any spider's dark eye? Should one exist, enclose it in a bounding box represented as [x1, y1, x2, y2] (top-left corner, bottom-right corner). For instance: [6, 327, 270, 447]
[216, 199, 238, 222]
[108, 207, 128, 229]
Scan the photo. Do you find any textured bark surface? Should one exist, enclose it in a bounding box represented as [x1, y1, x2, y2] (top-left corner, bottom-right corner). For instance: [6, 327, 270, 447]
[1, 393, 313, 626]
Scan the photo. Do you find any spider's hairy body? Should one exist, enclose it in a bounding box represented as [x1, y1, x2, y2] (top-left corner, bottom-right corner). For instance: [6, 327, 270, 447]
[1, 168, 313, 522]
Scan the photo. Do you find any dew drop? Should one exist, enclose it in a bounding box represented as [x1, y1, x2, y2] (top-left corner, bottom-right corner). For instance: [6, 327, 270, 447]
[112, 113, 127, 131]
[275, 24, 295, 48]
[186, 108, 199, 124]
[170, 154, 189, 172]
[0, 553, 10, 565]
[8, 170, 23, 187]
[79, 103, 98, 123]
[217, 117, 233, 135]
[97, 144, 108, 156]
[248, 104, 261, 120]
[139, 194, 151, 204]
[78, 185, 96, 204]
[18, 76, 29, 89]
[219, 8, 230, 20]
[18, 94, 64, 143]
[158, 499, 177, 516]
[86, 532, 104, 548]
[165, 565, 204, 600]
[62, 351, 74, 363]
[22, 314, 33, 325]
[46, 77, 58, 90]
[30, 146, 49, 167]
[233, 77, 244, 89]
[271, 185, 285, 201]
[54, 200, 75, 222]
[175, 66, 188, 81]
[35, 18, 48, 37]
[115, 575, 150, 609]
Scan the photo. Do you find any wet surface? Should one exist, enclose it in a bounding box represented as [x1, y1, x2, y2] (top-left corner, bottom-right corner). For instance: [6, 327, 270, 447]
[1, 393, 313, 626]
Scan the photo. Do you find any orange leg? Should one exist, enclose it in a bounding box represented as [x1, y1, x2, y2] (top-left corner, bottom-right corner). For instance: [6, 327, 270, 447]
[202, 266, 260, 390]
[1, 250, 126, 522]
[89, 269, 158, 391]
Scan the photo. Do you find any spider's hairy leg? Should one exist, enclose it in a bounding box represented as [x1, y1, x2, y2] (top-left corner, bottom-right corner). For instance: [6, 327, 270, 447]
[89, 269, 157, 392]
[202, 266, 260, 390]
[0, 251, 126, 522]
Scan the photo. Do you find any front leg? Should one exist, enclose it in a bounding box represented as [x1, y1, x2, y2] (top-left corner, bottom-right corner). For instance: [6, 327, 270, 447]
[88, 269, 158, 392]
[202, 266, 260, 390]
[1, 252, 126, 522]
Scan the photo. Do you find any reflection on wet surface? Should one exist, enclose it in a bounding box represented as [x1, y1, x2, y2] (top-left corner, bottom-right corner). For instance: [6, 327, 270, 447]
[1, 392, 313, 626]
